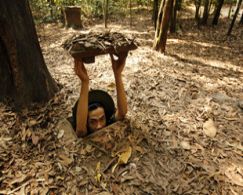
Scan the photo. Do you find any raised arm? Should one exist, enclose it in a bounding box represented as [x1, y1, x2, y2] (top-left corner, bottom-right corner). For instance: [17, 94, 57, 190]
[110, 52, 128, 120]
[74, 59, 89, 137]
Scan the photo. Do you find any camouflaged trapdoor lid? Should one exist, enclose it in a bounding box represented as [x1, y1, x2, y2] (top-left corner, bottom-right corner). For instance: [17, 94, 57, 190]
[62, 31, 138, 63]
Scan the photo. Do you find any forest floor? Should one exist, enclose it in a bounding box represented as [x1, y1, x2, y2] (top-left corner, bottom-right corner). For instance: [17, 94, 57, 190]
[1, 8, 243, 195]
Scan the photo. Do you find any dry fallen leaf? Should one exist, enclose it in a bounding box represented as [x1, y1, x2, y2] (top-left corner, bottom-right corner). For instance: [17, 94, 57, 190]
[95, 161, 102, 183]
[58, 153, 73, 166]
[180, 141, 191, 150]
[57, 129, 64, 139]
[203, 119, 217, 138]
[225, 164, 243, 187]
[112, 146, 132, 173]
[96, 192, 112, 195]
[10, 174, 27, 185]
[28, 119, 38, 126]
[31, 133, 39, 145]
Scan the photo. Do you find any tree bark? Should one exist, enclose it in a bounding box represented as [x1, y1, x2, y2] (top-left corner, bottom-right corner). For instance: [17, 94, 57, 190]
[152, 0, 159, 29]
[0, 0, 58, 108]
[228, 3, 233, 18]
[63, 6, 82, 28]
[103, 0, 109, 28]
[170, 0, 179, 33]
[153, 0, 174, 53]
[129, 0, 132, 27]
[195, 0, 201, 22]
[212, 0, 224, 25]
[240, 11, 243, 24]
[201, 0, 210, 25]
[227, 0, 243, 35]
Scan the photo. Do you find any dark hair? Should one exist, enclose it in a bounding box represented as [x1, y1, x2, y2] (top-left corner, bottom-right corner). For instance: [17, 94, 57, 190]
[88, 103, 102, 112]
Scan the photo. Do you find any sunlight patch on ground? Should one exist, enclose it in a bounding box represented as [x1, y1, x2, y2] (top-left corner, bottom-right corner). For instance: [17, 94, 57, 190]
[168, 38, 231, 50]
[168, 38, 242, 73]
[186, 53, 243, 73]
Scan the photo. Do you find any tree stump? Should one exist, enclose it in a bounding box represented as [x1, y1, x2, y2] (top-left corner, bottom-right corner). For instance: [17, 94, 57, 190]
[63, 6, 83, 29]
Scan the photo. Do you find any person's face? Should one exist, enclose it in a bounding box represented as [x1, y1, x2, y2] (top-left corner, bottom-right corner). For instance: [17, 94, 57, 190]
[88, 107, 106, 133]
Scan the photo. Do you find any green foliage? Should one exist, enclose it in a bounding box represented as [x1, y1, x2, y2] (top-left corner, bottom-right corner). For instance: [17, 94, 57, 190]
[136, 0, 151, 6]
[29, 0, 155, 23]
[53, 0, 80, 6]
[29, 0, 59, 23]
[224, 0, 237, 3]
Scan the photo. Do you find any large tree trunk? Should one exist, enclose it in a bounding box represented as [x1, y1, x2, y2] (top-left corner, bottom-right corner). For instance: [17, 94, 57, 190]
[201, 0, 210, 25]
[227, 0, 243, 35]
[152, 0, 159, 29]
[153, 0, 174, 53]
[170, 0, 179, 33]
[0, 0, 58, 108]
[212, 0, 224, 25]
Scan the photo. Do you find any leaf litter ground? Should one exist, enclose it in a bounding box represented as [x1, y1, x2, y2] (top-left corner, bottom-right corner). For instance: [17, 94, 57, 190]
[0, 15, 243, 194]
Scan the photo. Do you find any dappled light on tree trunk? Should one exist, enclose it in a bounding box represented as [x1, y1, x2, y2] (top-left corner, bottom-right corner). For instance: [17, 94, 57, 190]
[153, 0, 174, 53]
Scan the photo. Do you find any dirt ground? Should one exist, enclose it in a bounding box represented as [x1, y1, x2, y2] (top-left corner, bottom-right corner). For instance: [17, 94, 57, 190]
[0, 7, 243, 195]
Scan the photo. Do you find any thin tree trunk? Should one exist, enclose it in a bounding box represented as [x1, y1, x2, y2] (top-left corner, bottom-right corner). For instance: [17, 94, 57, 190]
[228, 3, 233, 18]
[195, 0, 201, 22]
[178, 0, 182, 10]
[0, 0, 58, 108]
[170, 0, 179, 33]
[48, 0, 55, 19]
[155, 0, 165, 41]
[240, 11, 243, 24]
[212, 0, 224, 25]
[152, 0, 159, 29]
[201, 0, 210, 25]
[153, 0, 174, 53]
[208, 0, 213, 13]
[130, 0, 132, 27]
[227, 0, 243, 35]
[103, 0, 109, 28]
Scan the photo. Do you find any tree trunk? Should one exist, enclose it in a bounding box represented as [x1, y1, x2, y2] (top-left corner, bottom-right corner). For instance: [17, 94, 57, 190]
[228, 3, 233, 18]
[212, 0, 224, 25]
[177, 0, 182, 10]
[103, 0, 109, 28]
[0, 0, 58, 108]
[201, 0, 210, 25]
[152, 0, 159, 29]
[63, 6, 83, 28]
[129, 0, 132, 27]
[153, 0, 174, 53]
[195, 0, 201, 22]
[170, 0, 179, 33]
[48, 0, 55, 20]
[227, 0, 243, 35]
[208, 0, 213, 13]
[240, 11, 243, 24]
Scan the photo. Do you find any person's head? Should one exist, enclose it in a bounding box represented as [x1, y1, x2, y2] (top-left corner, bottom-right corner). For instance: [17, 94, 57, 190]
[87, 103, 107, 133]
[72, 90, 115, 134]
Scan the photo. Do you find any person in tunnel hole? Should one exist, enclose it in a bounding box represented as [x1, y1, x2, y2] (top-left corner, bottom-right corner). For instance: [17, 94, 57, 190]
[70, 52, 128, 137]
